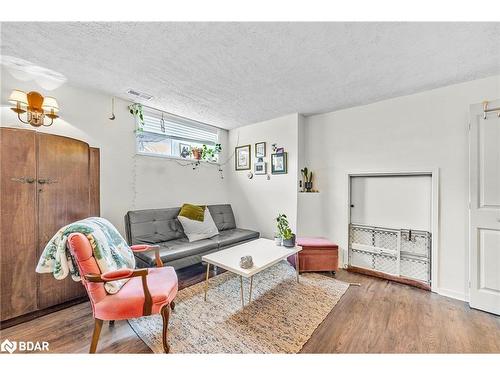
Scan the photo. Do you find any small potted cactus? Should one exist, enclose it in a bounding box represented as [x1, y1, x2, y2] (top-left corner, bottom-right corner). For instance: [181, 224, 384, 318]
[301, 167, 313, 192]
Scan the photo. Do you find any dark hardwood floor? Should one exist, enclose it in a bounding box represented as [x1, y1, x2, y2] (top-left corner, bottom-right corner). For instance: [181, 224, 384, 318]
[1, 265, 499, 353]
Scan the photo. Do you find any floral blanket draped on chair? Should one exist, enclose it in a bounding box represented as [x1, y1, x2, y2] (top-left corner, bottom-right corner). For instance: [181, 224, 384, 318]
[36, 217, 136, 294]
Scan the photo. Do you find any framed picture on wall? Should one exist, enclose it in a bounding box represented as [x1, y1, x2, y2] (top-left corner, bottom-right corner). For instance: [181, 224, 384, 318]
[179, 143, 191, 158]
[254, 161, 267, 175]
[235, 145, 251, 170]
[271, 152, 287, 174]
[255, 142, 266, 158]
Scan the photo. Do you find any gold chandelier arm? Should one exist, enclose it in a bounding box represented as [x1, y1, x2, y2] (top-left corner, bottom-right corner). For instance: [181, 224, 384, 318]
[42, 117, 54, 127]
[17, 112, 29, 125]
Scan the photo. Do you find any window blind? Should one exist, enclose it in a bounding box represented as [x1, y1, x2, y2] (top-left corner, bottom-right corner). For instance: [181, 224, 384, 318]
[142, 109, 218, 145]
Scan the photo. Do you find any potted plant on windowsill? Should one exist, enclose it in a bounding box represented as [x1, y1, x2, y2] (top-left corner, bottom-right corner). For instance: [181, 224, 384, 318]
[190, 144, 222, 162]
[201, 143, 222, 162]
[191, 147, 203, 160]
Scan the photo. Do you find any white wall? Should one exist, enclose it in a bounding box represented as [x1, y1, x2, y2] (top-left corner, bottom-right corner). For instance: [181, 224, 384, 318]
[227, 114, 299, 239]
[133, 146, 228, 210]
[1, 68, 229, 236]
[301, 75, 500, 301]
[350, 175, 432, 231]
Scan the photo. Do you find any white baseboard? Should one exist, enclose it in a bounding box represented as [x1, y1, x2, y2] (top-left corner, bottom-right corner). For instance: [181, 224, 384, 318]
[436, 288, 469, 302]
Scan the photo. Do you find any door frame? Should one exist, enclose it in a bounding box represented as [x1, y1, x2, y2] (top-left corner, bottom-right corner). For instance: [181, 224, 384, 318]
[346, 169, 440, 293]
[468, 100, 500, 314]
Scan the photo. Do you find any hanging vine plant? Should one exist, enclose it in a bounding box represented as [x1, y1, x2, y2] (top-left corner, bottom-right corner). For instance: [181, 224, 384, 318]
[201, 143, 222, 161]
[128, 103, 145, 132]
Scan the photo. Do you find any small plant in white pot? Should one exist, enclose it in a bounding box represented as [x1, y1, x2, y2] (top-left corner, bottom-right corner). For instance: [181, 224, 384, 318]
[274, 232, 282, 246]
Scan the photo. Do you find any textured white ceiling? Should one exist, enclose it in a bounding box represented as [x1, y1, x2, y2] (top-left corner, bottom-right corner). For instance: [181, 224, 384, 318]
[1, 22, 500, 129]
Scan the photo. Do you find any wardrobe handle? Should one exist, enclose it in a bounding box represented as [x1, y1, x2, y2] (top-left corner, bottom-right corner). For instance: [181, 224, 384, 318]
[11, 177, 36, 184]
[38, 178, 58, 185]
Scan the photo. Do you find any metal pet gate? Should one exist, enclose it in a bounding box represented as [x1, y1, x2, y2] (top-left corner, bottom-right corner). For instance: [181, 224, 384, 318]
[349, 224, 431, 286]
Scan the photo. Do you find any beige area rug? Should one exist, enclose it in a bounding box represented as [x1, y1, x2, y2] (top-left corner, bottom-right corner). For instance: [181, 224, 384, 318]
[128, 261, 349, 353]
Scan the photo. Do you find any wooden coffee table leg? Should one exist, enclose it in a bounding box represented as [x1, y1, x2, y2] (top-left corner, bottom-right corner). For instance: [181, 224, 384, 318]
[295, 252, 300, 283]
[204, 262, 210, 301]
[240, 275, 244, 308]
[248, 275, 253, 303]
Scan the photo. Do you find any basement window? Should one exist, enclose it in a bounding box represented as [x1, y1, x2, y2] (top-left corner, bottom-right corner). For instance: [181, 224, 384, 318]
[136, 108, 220, 162]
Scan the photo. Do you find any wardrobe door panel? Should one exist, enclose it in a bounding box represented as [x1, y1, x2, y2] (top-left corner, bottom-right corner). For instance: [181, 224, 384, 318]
[89, 147, 100, 217]
[0, 128, 38, 321]
[36, 133, 88, 309]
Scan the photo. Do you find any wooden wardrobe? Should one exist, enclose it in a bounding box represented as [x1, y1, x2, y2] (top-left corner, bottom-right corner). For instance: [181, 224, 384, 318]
[0, 127, 100, 325]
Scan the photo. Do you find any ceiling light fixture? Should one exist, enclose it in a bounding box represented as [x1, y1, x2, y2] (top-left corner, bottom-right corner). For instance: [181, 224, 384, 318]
[9, 89, 59, 127]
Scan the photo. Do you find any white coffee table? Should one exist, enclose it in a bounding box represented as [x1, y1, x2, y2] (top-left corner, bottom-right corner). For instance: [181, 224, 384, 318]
[201, 238, 301, 307]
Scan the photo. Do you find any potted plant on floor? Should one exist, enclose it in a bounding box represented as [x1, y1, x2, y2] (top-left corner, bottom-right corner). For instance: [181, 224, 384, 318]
[281, 227, 296, 248]
[275, 214, 287, 246]
[274, 232, 282, 246]
[276, 213, 295, 247]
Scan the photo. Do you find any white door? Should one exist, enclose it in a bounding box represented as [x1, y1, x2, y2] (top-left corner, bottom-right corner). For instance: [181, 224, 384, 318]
[469, 100, 500, 315]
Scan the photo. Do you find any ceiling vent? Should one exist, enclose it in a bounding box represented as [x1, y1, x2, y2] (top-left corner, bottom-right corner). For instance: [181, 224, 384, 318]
[126, 89, 154, 101]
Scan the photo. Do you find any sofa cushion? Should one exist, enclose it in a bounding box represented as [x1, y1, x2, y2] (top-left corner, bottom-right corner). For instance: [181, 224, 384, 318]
[207, 204, 236, 231]
[134, 233, 170, 244]
[134, 237, 218, 266]
[212, 228, 260, 248]
[297, 237, 338, 248]
[126, 207, 185, 244]
[94, 266, 178, 320]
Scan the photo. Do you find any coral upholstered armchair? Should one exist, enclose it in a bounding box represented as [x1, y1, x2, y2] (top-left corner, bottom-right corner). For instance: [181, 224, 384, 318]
[67, 233, 178, 353]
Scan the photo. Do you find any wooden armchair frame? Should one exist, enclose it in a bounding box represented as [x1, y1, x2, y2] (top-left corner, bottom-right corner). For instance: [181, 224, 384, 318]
[84, 267, 174, 353]
[130, 244, 163, 267]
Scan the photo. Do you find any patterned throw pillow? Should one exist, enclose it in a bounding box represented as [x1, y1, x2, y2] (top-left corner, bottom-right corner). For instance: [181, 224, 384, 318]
[178, 207, 219, 242]
[178, 203, 206, 222]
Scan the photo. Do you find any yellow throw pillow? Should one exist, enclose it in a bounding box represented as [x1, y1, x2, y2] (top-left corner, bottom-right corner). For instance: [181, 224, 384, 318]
[179, 203, 206, 222]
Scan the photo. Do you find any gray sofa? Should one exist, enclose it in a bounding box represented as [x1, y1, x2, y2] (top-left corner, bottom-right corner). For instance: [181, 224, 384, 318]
[125, 204, 260, 269]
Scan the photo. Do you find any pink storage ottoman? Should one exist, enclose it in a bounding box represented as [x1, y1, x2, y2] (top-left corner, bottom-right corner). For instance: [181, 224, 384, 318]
[288, 237, 339, 273]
